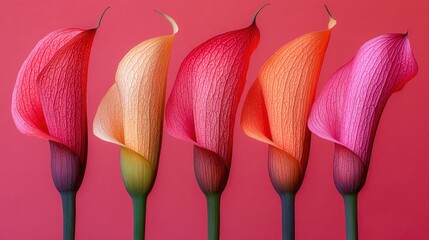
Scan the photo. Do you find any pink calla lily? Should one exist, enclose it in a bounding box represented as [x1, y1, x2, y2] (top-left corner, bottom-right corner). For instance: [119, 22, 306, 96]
[11, 8, 107, 240]
[12, 28, 96, 190]
[308, 33, 418, 240]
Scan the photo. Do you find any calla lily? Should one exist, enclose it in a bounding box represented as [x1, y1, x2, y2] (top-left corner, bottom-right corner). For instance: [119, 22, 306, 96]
[241, 7, 336, 240]
[308, 33, 418, 240]
[11, 8, 107, 240]
[165, 5, 267, 240]
[93, 11, 177, 240]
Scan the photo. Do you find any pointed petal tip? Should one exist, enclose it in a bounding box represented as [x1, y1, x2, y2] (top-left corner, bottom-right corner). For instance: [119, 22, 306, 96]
[251, 3, 270, 25]
[324, 5, 337, 29]
[154, 10, 179, 34]
[404, 30, 409, 36]
[96, 6, 111, 28]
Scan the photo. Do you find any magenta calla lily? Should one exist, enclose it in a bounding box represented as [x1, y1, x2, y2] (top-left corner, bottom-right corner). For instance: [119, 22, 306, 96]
[308, 33, 418, 240]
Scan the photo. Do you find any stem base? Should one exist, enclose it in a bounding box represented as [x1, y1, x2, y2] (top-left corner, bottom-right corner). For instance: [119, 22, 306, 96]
[280, 192, 295, 240]
[132, 194, 147, 240]
[206, 194, 221, 240]
[60, 191, 76, 240]
[343, 194, 358, 240]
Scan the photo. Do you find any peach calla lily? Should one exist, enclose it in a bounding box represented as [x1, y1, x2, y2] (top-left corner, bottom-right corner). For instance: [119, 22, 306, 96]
[165, 5, 267, 240]
[11, 8, 107, 240]
[308, 33, 418, 240]
[93, 11, 177, 240]
[241, 7, 336, 240]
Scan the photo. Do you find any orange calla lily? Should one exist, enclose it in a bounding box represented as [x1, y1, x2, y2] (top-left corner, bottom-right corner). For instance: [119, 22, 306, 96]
[241, 7, 336, 240]
[93, 11, 177, 240]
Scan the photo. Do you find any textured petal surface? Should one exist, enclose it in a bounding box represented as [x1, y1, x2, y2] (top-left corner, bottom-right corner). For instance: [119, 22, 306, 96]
[38, 30, 96, 162]
[165, 20, 260, 194]
[308, 34, 418, 166]
[93, 13, 177, 194]
[116, 35, 174, 167]
[12, 28, 96, 163]
[93, 34, 175, 167]
[240, 80, 274, 146]
[242, 28, 332, 163]
[241, 17, 334, 193]
[308, 33, 418, 194]
[12, 28, 83, 141]
[93, 85, 125, 146]
[165, 24, 260, 167]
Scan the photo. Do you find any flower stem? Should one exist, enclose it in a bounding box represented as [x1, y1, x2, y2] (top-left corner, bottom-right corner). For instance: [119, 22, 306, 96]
[280, 192, 295, 240]
[206, 193, 221, 240]
[60, 191, 76, 240]
[343, 194, 358, 240]
[132, 194, 147, 240]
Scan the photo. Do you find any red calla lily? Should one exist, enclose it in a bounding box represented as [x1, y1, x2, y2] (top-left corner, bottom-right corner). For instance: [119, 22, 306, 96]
[165, 5, 267, 240]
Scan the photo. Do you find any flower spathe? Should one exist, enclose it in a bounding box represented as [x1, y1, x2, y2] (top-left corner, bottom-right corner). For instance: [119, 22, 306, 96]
[10, 8, 107, 240]
[240, 9, 335, 240]
[93, 11, 177, 240]
[308, 33, 418, 194]
[12, 28, 96, 192]
[165, 5, 266, 240]
[241, 13, 336, 194]
[93, 11, 177, 196]
[165, 13, 261, 195]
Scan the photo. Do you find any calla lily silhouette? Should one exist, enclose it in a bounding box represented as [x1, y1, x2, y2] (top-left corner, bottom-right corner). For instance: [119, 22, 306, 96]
[11, 8, 108, 240]
[165, 5, 267, 240]
[93, 11, 177, 240]
[241, 7, 336, 240]
[308, 33, 418, 240]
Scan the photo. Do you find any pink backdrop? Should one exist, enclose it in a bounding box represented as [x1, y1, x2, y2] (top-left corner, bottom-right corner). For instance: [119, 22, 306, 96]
[1, 0, 428, 239]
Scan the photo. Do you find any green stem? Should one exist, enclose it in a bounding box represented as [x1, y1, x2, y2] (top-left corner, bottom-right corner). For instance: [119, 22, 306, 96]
[132, 194, 147, 240]
[60, 191, 76, 240]
[343, 194, 358, 240]
[280, 192, 295, 240]
[206, 193, 221, 240]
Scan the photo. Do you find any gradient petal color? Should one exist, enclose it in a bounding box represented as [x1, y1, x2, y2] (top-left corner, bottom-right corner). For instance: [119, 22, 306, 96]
[93, 11, 177, 196]
[10, 9, 105, 239]
[241, 16, 336, 194]
[11, 27, 97, 191]
[308, 33, 418, 194]
[165, 16, 260, 194]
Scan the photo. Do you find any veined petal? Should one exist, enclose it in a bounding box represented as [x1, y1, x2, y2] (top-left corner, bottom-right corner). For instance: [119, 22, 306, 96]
[242, 25, 333, 164]
[241, 9, 336, 194]
[308, 33, 418, 167]
[39, 30, 96, 162]
[12, 29, 84, 142]
[240, 80, 274, 146]
[12, 28, 97, 162]
[116, 34, 175, 167]
[165, 5, 267, 194]
[261, 29, 331, 161]
[93, 12, 177, 171]
[92, 11, 177, 196]
[93, 84, 125, 146]
[165, 21, 260, 167]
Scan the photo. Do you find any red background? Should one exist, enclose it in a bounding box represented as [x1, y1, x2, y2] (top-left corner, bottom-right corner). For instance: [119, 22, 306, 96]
[1, 0, 428, 239]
